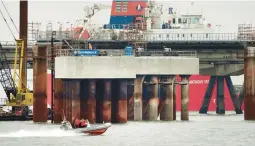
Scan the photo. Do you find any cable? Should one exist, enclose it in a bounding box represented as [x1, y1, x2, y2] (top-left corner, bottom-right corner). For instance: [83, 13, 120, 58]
[1, 0, 19, 34]
[0, 8, 16, 40]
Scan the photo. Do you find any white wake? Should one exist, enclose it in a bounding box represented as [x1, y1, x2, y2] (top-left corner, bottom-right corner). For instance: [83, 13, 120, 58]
[0, 128, 82, 137]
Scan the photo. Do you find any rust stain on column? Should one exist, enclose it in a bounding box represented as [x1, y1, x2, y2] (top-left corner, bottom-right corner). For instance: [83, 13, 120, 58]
[68, 81, 73, 122]
[102, 79, 112, 123]
[244, 46, 255, 120]
[134, 76, 145, 121]
[117, 80, 127, 123]
[62, 80, 67, 121]
[32, 45, 48, 122]
[146, 76, 159, 121]
[53, 79, 64, 123]
[173, 83, 177, 121]
[20, 0, 28, 90]
[64, 80, 72, 122]
[127, 80, 134, 120]
[180, 75, 190, 121]
[71, 80, 81, 123]
[160, 75, 175, 121]
[86, 80, 97, 123]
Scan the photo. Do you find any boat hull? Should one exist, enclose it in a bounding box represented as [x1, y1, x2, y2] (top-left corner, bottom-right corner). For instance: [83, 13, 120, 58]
[62, 123, 111, 136]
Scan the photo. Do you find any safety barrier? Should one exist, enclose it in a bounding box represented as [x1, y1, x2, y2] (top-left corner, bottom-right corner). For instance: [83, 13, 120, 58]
[0, 41, 35, 46]
[36, 30, 255, 42]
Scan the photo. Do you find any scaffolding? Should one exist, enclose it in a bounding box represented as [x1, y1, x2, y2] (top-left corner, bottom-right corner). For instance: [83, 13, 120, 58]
[125, 23, 148, 53]
[238, 24, 255, 40]
[28, 22, 41, 42]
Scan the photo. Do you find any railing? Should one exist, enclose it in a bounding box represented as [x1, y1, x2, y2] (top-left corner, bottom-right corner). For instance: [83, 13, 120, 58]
[36, 31, 255, 42]
[54, 49, 197, 57]
[0, 41, 36, 46]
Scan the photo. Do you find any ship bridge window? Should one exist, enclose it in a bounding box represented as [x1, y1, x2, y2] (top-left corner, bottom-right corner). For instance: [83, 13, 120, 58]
[183, 18, 187, 24]
[122, 2, 128, 12]
[178, 18, 182, 24]
[173, 18, 176, 24]
[116, 2, 122, 12]
[192, 18, 199, 24]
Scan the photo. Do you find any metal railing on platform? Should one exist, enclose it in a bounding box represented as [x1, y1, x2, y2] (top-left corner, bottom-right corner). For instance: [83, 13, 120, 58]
[0, 41, 36, 46]
[36, 30, 255, 42]
[54, 49, 197, 57]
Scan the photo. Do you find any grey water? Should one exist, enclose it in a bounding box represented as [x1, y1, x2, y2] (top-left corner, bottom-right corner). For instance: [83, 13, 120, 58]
[0, 112, 254, 146]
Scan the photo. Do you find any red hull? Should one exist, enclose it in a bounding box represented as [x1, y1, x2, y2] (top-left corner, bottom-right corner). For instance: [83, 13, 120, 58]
[82, 128, 108, 136]
[47, 72, 242, 112]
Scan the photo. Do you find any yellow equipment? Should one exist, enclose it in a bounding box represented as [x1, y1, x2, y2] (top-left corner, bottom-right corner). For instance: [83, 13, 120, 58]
[5, 39, 33, 106]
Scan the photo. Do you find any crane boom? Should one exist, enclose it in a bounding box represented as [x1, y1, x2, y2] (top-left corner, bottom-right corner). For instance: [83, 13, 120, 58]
[0, 43, 17, 101]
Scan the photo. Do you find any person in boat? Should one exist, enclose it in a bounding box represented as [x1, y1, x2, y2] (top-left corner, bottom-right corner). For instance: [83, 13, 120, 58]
[73, 118, 88, 129]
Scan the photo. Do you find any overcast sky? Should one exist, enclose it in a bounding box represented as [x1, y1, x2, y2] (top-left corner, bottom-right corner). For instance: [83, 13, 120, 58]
[0, 0, 251, 97]
[0, 0, 255, 41]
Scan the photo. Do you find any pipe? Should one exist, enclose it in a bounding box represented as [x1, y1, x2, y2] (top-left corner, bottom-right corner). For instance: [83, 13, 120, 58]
[53, 79, 64, 123]
[180, 75, 190, 121]
[160, 75, 175, 121]
[102, 79, 112, 123]
[146, 76, 158, 121]
[87, 79, 97, 123]
[244, 46, 255, 120]
[32, 45, 48, 122]
[134, 76, 144, 121]
[117, 79, 127, 123]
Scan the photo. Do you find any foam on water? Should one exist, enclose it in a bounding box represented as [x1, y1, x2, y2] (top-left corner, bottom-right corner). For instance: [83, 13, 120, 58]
[0, 128, 83, 137]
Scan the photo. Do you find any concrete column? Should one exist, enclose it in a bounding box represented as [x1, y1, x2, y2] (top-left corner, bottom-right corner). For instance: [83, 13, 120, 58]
[103, 79, 112, 122]
[32, 45, 48, 122]
[53, 79, 64, 123]
[117, 80, 127, 123]
[173, 83, 176, 121]
[244, 46, 255, 120]
[180, 75, 190, 121]
[127, 80, 134, 120]
[71, 80, 81, 123]
[147, 76, 159, 121]
[134, 76, 145, 121]
[160, 75, 175, 121]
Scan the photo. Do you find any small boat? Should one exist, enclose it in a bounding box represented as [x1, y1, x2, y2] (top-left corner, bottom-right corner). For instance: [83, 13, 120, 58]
[80, 122, 111, 135]
[60, 111, 111, 136]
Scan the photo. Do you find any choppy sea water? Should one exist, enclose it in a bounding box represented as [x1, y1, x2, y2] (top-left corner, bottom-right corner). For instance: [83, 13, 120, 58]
[0, 112, 254, 146]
